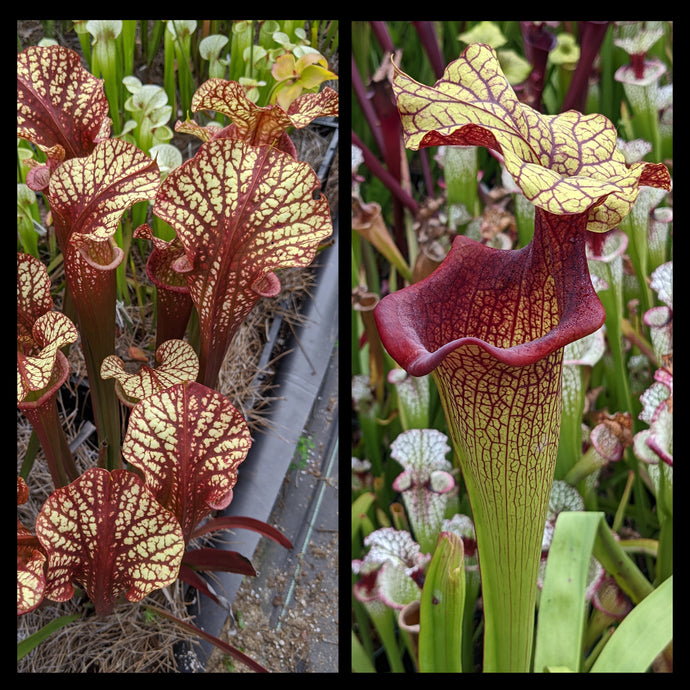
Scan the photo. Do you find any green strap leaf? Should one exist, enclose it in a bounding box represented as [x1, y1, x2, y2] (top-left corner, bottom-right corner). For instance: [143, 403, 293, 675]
[351, 491, 376, 544]
[17, 613, 82, 661]
[418, 531, 465, 672]
[534, 511, 671, 673]
[589, 575, 672, 673]
[534, 511, 602, 672]
[351, 629, 377, 673]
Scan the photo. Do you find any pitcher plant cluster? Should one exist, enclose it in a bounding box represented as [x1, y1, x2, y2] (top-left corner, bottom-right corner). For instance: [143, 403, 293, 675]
[17, 20, 337, 671]
[352, 21, 671, 673]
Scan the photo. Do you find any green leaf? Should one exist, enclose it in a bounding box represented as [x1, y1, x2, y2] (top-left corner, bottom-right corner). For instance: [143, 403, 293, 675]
[591, 516, 654, 604]
[352, 491, 376, 543]
[533, 511, 602, 672]
[589, 576, 672, 673]
[351, 630, 377, 673]
[17, 614, 81, 661]
[418, 531, 465, 672]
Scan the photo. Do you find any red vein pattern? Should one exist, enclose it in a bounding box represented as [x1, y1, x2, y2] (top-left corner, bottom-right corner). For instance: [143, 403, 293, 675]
[36, 468, 184, 617]
[392, 43, 670, 233]
[153, 137, 332, 387]
[17, 45, 111, 188]
[101, 339, 199, 407]
[177, 79, 338, 149]
[122, 382, 251, 542]
[374, 42, 672, 670]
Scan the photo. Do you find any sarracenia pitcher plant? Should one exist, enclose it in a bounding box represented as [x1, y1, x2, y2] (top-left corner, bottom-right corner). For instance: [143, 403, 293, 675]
[374, 44, 671, 672]
[18, 36, 336, 670]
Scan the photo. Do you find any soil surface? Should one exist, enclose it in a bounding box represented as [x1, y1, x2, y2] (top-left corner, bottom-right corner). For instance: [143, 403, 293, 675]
[205, 528, 339, 673]
[204, 339, 340, 674]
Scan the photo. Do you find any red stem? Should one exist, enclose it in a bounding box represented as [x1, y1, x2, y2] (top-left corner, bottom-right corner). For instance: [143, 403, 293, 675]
[368, 75, 408, 255]
[370, 21, 395, 53]
[631, 52, 646, 80]
[520, 21, 558, 112]
[561, 21, 611, 113]
[63, 241, 123, 470]
[413, 21, 446, 79]
[352, 54, 385, 155]
[352, 131, 418, 215]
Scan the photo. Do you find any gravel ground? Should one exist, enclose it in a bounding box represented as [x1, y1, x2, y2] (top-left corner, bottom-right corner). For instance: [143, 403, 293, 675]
[204, 421, 340, 673]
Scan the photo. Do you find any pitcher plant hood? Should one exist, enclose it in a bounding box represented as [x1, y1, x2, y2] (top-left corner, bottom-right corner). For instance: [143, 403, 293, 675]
[375, 43, 670, 672]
